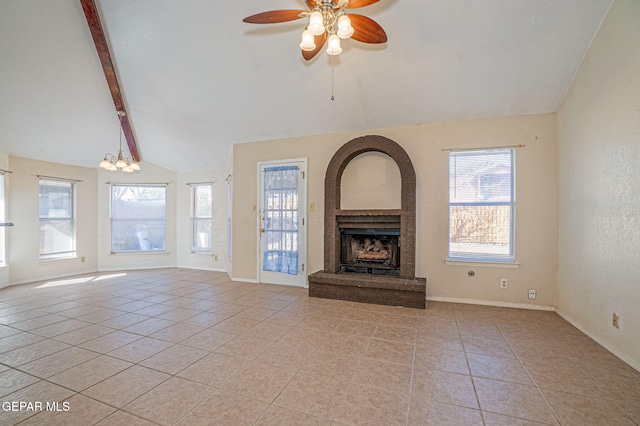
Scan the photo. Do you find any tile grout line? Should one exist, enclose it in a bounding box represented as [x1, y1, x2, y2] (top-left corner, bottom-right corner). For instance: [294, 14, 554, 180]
[404, 318, 420, 426]
[501, 320, 565, 426]
[454, 307, 487, 426]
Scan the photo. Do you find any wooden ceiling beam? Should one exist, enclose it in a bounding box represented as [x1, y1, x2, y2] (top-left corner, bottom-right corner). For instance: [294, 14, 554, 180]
[80, 0, 141, 162]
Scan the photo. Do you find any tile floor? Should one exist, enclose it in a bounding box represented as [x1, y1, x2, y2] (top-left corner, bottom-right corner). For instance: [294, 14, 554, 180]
[0, 268, 638, 425]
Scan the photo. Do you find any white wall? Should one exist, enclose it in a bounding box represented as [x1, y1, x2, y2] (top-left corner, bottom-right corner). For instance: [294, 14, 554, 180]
[341, 152, 401, 210]
[97, 161, 177, 271]
[176, 169, 231, 273]
[7, 156, 98, 285]
[233, 113, 558, 308]
[1, 157, 233, 286]
[556, 0, 640, 369]
[0, 150, 11, 288]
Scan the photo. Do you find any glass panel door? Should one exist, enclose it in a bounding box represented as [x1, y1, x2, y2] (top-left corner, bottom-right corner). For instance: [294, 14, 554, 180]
[258, 160, 306, 287]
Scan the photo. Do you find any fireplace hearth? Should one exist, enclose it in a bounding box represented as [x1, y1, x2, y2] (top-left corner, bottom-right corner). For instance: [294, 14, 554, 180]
[308, 135, 426, 308]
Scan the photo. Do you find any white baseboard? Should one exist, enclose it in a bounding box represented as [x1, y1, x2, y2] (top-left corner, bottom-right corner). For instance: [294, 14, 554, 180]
[8, 269, 99, 287]
[230, 276, 258, 284]
[426, 296, 555, 311]
[176, 265, 227, 273]
[555, 308, 640, 373]
[97, 265, 173, 273]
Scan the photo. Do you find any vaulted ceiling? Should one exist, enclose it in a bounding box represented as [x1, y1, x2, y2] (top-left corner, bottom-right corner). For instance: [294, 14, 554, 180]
[0, 0, 612, 172]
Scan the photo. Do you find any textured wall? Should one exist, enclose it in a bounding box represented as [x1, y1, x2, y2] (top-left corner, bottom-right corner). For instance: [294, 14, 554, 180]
[341, 152, 401, 210]
[557, 0, 640, 369]
[0, 150, 11, 288]
[97, 161, 178, 272]
[233, 113, 557, 308]
[176, 168, 231, 273]
[7, 156, 98, 285]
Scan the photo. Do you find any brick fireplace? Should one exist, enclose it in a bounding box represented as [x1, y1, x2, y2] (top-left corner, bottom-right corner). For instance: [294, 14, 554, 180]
[308, 135, 427, 308]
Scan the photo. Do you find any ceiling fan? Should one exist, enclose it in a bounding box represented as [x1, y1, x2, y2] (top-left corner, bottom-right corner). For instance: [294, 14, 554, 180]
[243, 0, 387, 60]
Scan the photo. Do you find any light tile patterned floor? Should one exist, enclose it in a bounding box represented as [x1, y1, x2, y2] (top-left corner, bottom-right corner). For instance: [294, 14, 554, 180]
[0, 268, 638, 425]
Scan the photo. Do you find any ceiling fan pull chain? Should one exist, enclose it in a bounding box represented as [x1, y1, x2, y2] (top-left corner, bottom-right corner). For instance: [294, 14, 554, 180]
[331, 55, 335, 101]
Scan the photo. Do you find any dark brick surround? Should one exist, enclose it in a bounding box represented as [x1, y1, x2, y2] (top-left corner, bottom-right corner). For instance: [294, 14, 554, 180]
[308, 135, 426, 308]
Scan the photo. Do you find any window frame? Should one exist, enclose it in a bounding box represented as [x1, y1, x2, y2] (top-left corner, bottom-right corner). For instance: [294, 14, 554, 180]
[190, 183, 213, 253]
[447, 148, 516, 263]
[110, 184, 167, 254]
[227, 176, 232, 259]
[0, 173, 6, 266]
[39, 178, 76, 261]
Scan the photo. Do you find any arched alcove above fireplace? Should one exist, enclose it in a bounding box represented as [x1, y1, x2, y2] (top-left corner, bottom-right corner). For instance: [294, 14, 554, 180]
[340, 152, 401, 210]
[308, 135, 426, 308]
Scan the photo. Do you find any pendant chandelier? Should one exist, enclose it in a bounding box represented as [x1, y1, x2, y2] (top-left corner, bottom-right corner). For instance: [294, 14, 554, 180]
[99, 111, 140, 173]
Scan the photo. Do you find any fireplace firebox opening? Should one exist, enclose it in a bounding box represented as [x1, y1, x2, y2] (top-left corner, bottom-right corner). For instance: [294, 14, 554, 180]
[340, 228, 400, 275]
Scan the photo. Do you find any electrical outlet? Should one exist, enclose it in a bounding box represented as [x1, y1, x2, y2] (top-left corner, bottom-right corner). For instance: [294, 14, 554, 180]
[528, 289, 536, 299]
[214, 255, 218, 261]
[309, 202, 315, 211]
[500, 278, 508, 289]
[81, 256, 85, 263]
[612, 313, 620, 329]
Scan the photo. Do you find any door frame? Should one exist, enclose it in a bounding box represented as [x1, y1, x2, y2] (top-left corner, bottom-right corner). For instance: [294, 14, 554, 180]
[256, 158, 308, 287]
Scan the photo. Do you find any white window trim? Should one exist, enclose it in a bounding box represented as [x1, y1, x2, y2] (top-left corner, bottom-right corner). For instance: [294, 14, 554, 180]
[39, 178, 77, 261]
[110, 184, 168, 254]
[189, 183, 213, 254]
[444, 259, 520, 269]
[447, 148, 516, 263]
[0, 172, 6, 266]
[226, 175, 232, 260]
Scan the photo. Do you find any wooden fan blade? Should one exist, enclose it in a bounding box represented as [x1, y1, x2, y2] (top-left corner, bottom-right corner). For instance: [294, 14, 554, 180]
[349, 14, 387, 43]
[306, 0, 317, 9]
[302, 32, 327, 61]
[243, 10, 306, 24]
[346, 0, 380, 8]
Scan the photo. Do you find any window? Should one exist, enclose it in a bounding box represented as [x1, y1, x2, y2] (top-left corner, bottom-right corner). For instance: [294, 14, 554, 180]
[448, 148, 515, 262]
[227, 176, 232, 259]
[0, 173, 5, 265]
[111, 185, 166, 253]
[39, 179, 75, 260]
[190, 184, 212, 253]
[262, 165, 299, 275]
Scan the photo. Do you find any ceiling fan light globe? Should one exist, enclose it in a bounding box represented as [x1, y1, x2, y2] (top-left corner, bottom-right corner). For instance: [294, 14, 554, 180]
[337, 27, 354, 39]
[130, 162, 141, 171]
[308, 11, 325, 36]
[122, 165, 134, 173]
[300, 30, 316, 51]
[106, 162, 117, 171]
[337, 15, 354, 39]
[327, 33, 342, 55]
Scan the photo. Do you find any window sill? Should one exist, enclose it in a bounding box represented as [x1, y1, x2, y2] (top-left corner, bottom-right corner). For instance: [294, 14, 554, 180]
[445, 259, 520, 269]
[38, 255, 77, 264]
[190, 251, 214, 256]
[110, 251, 169, 256]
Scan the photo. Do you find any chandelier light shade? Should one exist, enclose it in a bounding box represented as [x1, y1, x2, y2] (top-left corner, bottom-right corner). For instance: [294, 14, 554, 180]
[243, 0, 387, 61]
[99, 111, 140, 173]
